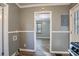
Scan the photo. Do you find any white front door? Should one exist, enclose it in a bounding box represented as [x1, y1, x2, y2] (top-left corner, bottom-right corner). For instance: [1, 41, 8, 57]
[70, 4, 79, 42]
[0, 6, 2, 56]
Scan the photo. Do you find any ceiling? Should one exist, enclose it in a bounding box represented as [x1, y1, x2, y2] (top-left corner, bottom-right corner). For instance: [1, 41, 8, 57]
[16, 3, 71, 8]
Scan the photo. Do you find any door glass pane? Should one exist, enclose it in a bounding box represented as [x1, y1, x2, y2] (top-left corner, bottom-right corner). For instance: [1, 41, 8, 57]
[74, 10, 79, 34]
[36, 23, 42, 33]
[74, 11, 77, 34]
[77, 11, 79, 34]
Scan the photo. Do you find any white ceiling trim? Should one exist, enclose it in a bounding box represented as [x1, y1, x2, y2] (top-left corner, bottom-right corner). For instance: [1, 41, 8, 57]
[16, 3, 70, 8]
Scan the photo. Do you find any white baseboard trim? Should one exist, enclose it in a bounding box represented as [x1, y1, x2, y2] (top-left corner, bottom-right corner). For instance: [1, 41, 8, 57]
[36, 37, 50, 39]
[52, 31, 70, 33]
[20, 48, 35, 52]
[50, 51, 69, 54]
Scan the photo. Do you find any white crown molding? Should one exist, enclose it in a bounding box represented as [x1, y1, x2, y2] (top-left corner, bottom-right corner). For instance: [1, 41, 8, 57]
[16, 3, 70, 8]
[16, 3, 22, 8]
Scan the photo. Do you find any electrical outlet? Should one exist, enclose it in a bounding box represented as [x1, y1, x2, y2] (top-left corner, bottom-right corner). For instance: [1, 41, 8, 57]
[13, 35, 17, 41]
[24, 44, 26, 47]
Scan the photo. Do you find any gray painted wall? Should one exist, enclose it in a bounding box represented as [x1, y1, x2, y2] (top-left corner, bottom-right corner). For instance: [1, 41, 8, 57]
[52, 33, 69, 51]
[20, 6, 69, 31]
[8, 4, 20, 56]
[19, 5, 70, 51]
[8, 4, 20, 31]
[9, 33, 19, 56]
[19, 32, 34, 49]
[7, 4, 77, 55]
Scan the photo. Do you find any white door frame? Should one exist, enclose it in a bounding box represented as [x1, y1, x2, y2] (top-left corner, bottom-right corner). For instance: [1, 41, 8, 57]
[34, 11, 52, 52]
[0, 6, 2, 56]
[0, 4, 9, 56]
[1, 3, 9, 56]
[70, 4, 79, 42]
[4, 4, 9, 56]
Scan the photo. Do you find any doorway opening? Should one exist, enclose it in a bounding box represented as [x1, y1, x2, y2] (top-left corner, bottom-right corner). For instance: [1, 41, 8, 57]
[34, 11, 52, 56]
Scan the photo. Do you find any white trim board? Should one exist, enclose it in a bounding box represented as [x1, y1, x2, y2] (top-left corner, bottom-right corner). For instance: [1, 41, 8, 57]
[0, 6, 2, 56]
[3, 3, 9, 56]
[11, 49, 35, 56]
[52, 31, 70, 33]
[50, 51, 69, 54]
[16, 3, 70, 8]
[8, 31, 34, 33]
[36, 37, 50, 39]
[8, 31, 70, 33]
[8, 31, 19, 33]
[20, 48, 35, 52]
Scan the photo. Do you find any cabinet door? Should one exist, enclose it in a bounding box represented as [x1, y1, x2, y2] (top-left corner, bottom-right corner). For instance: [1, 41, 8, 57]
[70, 4, 79, 42]
[0, 6, 2, 56]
